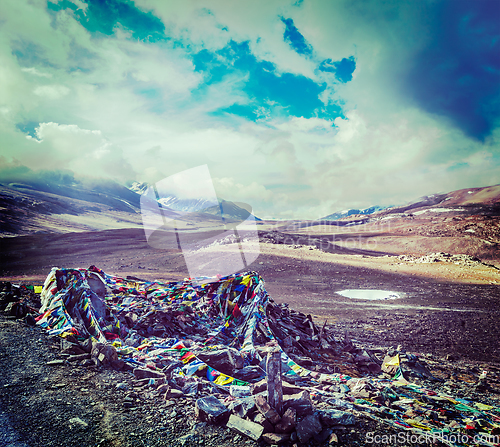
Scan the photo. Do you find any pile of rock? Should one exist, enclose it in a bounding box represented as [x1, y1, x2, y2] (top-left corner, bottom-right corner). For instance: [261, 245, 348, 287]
[195, 387, 356, 445]
[194, 347, 357, 445]
[397, 252, 485, 266]
[0, 281, 34, 320]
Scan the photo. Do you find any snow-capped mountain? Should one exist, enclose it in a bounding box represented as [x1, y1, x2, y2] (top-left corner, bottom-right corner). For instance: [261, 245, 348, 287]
[320, 205, 388, 221]
[157, 195, 219, 213]
[127, 183, 260, 221]
[127, 181, 149, 195]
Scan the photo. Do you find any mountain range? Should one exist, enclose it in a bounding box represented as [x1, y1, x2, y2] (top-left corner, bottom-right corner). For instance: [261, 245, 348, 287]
[320, 205, 388, 221]
[0, 171, 498, 238]
[0, 176, 259, 236]
[0, 173, 499, 262]
[319, 185, 500, 224]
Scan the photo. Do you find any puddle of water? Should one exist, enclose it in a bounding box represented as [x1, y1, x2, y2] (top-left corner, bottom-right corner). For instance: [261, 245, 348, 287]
[336, 289, 401, 300]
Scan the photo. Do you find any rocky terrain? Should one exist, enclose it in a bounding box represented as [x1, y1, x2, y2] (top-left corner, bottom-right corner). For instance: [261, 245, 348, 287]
[1, 263, 500, 447]
[1, 181, 499, 446]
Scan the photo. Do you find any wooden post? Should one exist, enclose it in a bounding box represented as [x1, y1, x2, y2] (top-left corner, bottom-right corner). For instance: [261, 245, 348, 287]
[319, 319, 327, 342]
[266, 346, 283, 416]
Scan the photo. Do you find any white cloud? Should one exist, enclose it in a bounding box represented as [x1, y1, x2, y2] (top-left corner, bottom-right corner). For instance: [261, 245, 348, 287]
[21, 122, 136, 182]
[214, 177, 274, 202]
[33, 84, 70, 99]
[0, 0, 498, 219]
[21, 67, 52, 78]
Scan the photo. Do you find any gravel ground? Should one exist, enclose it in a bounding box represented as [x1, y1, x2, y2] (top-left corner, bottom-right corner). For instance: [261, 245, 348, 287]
[0, 313, 413, 447]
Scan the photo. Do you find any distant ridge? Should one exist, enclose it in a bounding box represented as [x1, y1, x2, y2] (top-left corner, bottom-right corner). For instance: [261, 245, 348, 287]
[127, 181, 261, 222]
[320, 184, 500, 222]
[320, 205, 388, 221]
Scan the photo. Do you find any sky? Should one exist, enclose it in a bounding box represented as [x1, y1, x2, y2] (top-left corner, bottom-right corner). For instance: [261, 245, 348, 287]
[0, 0, 499, 219]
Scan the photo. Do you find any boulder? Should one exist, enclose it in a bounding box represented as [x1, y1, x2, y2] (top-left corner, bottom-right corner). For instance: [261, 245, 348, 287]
[275, 407, 296, 434]
[320, 409, 356, 426]
[133, 368, 166, 380]
[91, 342, 118, 365]
[262, 433, 290, 445]
[282, 390, 313, 416]
[254, 394, 281, 424]
[197, 348, 245, 375]
[228, 396, 255, 419]
[226, 414, 263, 441]
[233, 365, 266, 382]
[296, 413, 323, 443]
[195, 396, 229, 425]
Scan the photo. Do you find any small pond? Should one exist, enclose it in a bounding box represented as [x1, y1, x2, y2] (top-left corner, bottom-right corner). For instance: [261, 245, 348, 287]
[336, 289, 402, 300]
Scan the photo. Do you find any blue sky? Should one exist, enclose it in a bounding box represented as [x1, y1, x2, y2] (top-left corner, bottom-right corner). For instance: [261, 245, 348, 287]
[0, 0, 499, 219]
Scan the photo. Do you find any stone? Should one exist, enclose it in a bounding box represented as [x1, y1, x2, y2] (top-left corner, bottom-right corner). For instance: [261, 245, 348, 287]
[195, 396, 230, 425]
[80, 359, 94, 367]
[111, 359, 126, 371]
[78, 338, 93, 353]
[320, 409, 356, 426]
[228, 396, 255, 418]
[67, 354, 91, 362]
[182, 382, 200, 396]
[91, 342, 118, 365]
[233, 365, 266, 382]
[169, 389, 184, 398]
[282, 390, 313, 416]
[197, 348, 244, 375]
[157, 384, 170, 394]
[282, 382, 303, 395]
[354, 350, 372, 365]
[275, 407, 296, 433]
[262, 432, 291, 445]
[253, 413, 266, 424]
[296, 413, 323, 443]
[46, 360, 65, 366]
[25, 314, 36, 326]
[253, 414, 274, 433]
[381, 354, 399, 374]
[251, 379, 268, 395]
[254, 394, 281, 425]
[133, 368, 166, 380]
[347, 378, 376, 398]
[251, 378, 301, 395]
[329, 432, 339, 443]
[314, 427, 333, 442]
[283, 335, 294, 349]
[367, 362, 382, 374]
[61, 340, 86, 355]
[68, 417, 88, 429]
[229, 385, 251, 398]
[226, 414, 263, 441]
[87, 272, 107, 298]
[5, 302, 27, 319]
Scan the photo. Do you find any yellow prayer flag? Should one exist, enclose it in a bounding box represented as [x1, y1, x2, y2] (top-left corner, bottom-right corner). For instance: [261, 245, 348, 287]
[383, 354, 400, 369]
[214, 374, 233, 386]
[475, 402, 494, 411]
